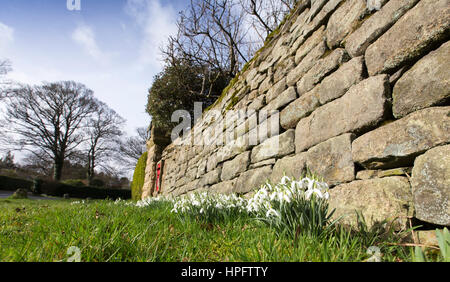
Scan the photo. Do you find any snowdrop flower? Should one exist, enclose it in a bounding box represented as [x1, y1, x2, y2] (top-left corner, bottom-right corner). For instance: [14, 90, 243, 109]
[282, 193, 291, 203]
[280, 175, 291, 185]
[266, 208, 281, 218]
[305, 188, 324, 200]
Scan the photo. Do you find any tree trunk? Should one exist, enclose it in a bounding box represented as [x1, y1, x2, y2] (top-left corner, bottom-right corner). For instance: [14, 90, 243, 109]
[87, 154, 95, 185]
[53, 158, 64, 181]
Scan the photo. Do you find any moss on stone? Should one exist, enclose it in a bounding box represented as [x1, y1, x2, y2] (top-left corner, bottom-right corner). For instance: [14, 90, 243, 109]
[131, 152, 148, 201]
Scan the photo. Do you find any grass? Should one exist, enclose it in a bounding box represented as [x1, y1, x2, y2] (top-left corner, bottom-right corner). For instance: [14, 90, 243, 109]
[0, 198, 442, 262]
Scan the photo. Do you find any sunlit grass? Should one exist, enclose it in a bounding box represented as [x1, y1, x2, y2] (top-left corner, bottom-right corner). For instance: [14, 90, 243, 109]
[0, 198, 440, 262]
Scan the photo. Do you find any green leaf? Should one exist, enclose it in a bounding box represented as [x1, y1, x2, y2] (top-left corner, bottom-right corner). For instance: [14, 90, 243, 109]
[414, 246, 427, 262]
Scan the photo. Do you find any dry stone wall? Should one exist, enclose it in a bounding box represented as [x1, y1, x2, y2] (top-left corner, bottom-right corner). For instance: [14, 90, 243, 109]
[142, 0, 450, 228]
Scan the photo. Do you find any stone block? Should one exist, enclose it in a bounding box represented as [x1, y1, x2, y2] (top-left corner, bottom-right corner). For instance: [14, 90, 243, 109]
[411, 145, 450, 226]
[393, 41, 450, 118]
[296, 75, 390, 152]
[352, 107, 450, 169]
[365, 0, 450, 75]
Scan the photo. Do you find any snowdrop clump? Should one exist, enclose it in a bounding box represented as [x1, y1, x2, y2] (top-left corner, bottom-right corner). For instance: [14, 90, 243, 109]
[136, 196, 174, 208]
[109, 198, 135, 206]
[70, 200, 87, 205]
[247, 175, 334, 237]
[136, 175, 334, 235]
[171, 192, 248, 223]
[246, 175, 330, 218]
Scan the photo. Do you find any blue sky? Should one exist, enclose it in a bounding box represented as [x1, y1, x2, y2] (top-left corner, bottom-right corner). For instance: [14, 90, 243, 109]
[0, 0, 188, 135]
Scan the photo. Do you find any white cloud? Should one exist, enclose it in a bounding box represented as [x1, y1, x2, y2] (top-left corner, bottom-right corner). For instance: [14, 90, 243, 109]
[125, 0, 178, 70]
[72, 24, 114, 65]
[0, 22, 14, 53]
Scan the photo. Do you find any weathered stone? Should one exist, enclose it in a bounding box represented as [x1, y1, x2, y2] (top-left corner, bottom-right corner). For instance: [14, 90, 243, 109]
[248, 89, 259, 101]
[297, 48, 349, 95]
[206, 153, 218, 173]
[378, 167, 412, 178]
[224, 110, 239, 131]
[196, 159, 207, 178]
[296, 75, 390, 152]
[234, 165, 273, 194]
[356, 170, 379, 180]
[365, 0, 450, 76]
[316, 56, 365, 105]
[182, 179, 201, 194]
[270, 45, 290, 66]
[280, 89, 320, 130]
[249, 158, 276, 170]
[306, 134, 355, 186]
[326, 0, 368, 49]
[258, 58, 275, 73]
[236, 113, 257, 138]
[416, 231, 439, 247]
[389, 66, 408, 85]
[329, 177, 414, 229]
[210, 179, 237, 195]
[245, 68, 258, 84]
[290, 4, 310, 33]
[300, 0, 345, 44]
[253, 113, 280, 144]
[274, 58, 296, 84]
[142, 143, 158, 199]
[258, 74, 273, 94]
[263, 87, 297, 112]
[393, 41, 450, 118]
[290, 12, 312, 51]
[411, 145, 450, 226]
[11, 189, 28, 199]
[250, 73, 266, 91]
[216, 133, 251, 163]
[248, 95, 265, 111]
[186, 167, 198, 181]
[287, 41, 327, 87]
[308, 0, 328, 21]
[251, 130, 295, 163]
[352, 107, 450, 169]
[355, 167, 411, 180]
[271, 153, 308, 183]
[199, 168, 222, 186]
[221, 151, 250, 181]
[295, 25, 326, 64]
[266, 78, 287, 103]
[346, 0, 420, 57]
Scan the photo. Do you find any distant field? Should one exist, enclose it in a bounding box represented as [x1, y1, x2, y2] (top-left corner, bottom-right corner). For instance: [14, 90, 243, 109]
[0, 198, 442, 262]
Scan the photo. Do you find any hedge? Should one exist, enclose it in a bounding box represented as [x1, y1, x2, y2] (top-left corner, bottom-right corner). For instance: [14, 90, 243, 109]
[131, 152, 148, 201]
[0, 175, 33, 191]
[36, 180, 130, 200]
[0, 175, 130, 199]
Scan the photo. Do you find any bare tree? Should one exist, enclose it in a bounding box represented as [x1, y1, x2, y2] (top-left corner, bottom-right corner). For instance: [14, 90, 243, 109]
[84, 100, 125, 184]
[239, 0, 296, 40]
[3, 81, 97, 181]
[118, 127, 150, 170]
[21, 151, 54, 178]
[0, 151, 15, 169]
[0, 59, 12, 100]
[165, 0, 253, 83]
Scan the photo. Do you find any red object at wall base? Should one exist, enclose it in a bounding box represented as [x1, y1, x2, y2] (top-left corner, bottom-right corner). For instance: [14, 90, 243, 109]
[156, 163, 161, 192]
